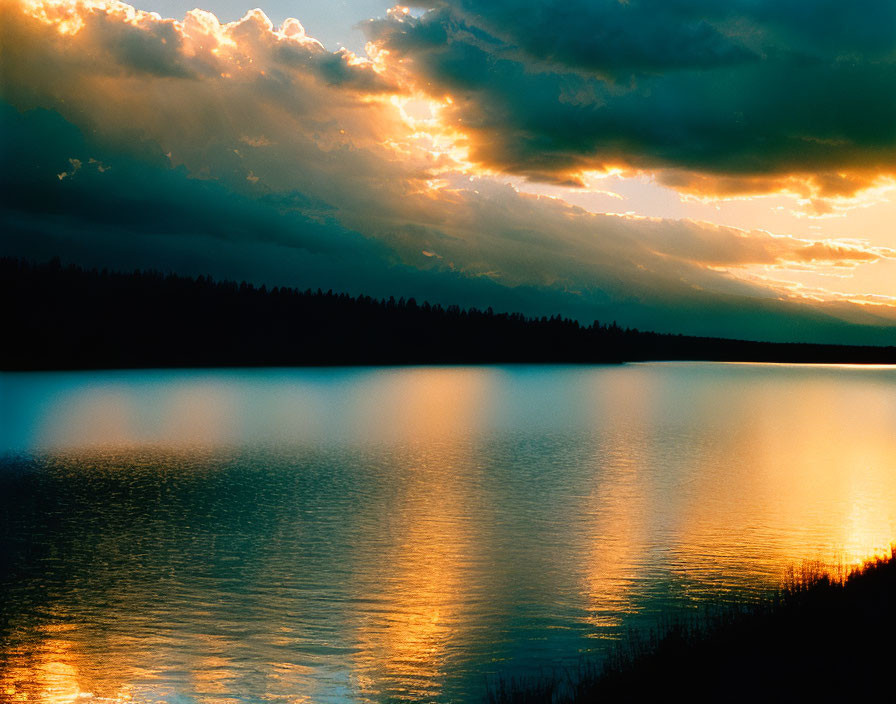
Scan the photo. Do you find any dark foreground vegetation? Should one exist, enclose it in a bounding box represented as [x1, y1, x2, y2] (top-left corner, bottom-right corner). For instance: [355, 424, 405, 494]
[3, 257, 896, 369]
[489, 549, 896, 702]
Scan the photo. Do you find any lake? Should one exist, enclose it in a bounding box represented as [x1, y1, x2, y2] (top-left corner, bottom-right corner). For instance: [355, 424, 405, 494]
[2, 363, 896, 702]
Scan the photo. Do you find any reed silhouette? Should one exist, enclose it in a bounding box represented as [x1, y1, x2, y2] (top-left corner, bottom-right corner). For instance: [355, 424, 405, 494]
[488, 548, 896, 702]
[3, 257, 895, 369]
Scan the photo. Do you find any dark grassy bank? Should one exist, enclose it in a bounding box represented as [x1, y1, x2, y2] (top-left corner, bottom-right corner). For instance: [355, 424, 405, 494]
[3, 257, 896, 369]
[489, 549, 896, 702]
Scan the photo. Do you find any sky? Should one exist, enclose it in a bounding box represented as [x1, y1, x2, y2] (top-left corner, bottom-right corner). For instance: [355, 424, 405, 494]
[2, 0, 896, 344]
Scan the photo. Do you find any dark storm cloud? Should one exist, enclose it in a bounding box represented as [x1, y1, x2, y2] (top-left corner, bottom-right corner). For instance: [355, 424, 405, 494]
[400, 1, 759, 75]
[0, 104, 370, 256]
[368, 1, 896, 190]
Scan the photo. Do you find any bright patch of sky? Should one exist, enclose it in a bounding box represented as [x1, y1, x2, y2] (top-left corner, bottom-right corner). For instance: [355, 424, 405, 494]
[137, 0, 392, 51]
[513, 173, 896, 301]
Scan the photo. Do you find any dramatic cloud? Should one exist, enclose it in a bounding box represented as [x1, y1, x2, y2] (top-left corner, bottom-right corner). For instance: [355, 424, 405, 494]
[366, 1, 896, 195]
[2, 0, 895, 343]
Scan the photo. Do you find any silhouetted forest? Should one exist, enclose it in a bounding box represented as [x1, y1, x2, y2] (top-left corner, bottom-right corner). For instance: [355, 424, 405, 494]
[3, 257, 895, 370]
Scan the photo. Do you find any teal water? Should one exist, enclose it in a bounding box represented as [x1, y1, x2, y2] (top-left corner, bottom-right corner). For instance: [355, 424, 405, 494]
[2, 363, 896, 702]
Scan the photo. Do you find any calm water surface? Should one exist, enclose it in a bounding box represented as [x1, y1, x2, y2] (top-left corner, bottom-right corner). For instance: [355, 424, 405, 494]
[2, 363, 896, 702]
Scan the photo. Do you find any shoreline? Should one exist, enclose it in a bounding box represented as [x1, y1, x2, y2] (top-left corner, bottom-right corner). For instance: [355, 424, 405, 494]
[489, 548, 896, 702]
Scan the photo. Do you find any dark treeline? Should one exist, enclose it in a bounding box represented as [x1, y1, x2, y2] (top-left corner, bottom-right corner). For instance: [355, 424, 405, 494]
[3, 257, 895, 370]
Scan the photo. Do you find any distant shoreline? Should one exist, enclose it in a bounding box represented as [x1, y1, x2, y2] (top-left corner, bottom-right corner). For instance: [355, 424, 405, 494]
[4, 257, 896, 370]
[3, 360, 896, 374]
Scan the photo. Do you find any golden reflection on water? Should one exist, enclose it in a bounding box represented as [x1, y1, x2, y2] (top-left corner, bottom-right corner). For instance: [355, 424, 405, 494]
[159, 384, 238, 448]
[664, 366, 896, 586]
[348, 366, 496, 443]
[581, 452, 648, 631]
[36, 377, 239, 449]
[2, 364, 896, 701]
[40, 387, 139, 449]
[578, 370, 655, 632]
[348, 369, 490, 701]
[0, 628, 134, 704]
[351, 482, 468, 701]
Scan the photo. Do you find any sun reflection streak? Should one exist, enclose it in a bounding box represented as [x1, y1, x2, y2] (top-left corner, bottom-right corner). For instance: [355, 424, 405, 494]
[38, 387, 139, 448]
[346, 368, 492, 701]
[663, 366, 896, 587]
[578, 373, 656, 632]
[35, 377, 240, 449]
[0, 629, 136, 704]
